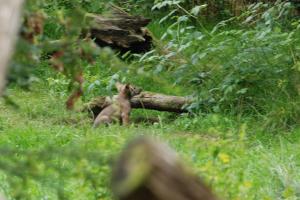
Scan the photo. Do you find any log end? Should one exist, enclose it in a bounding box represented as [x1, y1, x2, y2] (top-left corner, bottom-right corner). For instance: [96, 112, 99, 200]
[111, 137, 218, 200]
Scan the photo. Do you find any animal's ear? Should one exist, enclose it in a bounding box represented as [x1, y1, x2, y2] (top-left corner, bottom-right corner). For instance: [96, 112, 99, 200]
[125, 84, 130, 90]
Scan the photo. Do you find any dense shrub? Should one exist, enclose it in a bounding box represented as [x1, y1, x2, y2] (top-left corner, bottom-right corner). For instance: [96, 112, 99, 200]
[135, 1, 300, 130]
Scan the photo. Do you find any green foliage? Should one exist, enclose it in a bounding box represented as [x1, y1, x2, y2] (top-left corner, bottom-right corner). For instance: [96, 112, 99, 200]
[2, 1, 300, 199]
[9, 1, 299, 127]
[0, 87, 300, 199]
[134, 1, 300, 130]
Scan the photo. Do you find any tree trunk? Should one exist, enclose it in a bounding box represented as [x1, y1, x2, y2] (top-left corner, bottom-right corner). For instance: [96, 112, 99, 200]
[0, 0, 24, 96]
[112, 137, 218, 200]
[83, 92, 193, 118]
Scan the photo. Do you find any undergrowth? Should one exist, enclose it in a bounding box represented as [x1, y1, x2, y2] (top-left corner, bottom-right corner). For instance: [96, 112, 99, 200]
[132, 1, 300, 132]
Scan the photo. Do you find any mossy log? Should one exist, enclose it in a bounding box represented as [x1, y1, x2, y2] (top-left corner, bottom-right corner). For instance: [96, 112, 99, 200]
[83, 91, 193, 118]
[111, 137, 218, 200]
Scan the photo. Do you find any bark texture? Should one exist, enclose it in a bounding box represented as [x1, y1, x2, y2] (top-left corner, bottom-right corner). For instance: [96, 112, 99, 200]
[87, 5, 152, 54]
[131, 92, 192, 113]
[112, 137, 218, 200]
[84, 91, 193, 118]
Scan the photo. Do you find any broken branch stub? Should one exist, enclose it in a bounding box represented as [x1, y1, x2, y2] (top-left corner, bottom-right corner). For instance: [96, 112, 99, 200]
[111, 137, 218, 200]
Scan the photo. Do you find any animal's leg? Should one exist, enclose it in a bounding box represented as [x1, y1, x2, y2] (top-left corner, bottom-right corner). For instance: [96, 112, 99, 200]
[121, 112, 130, 126]
[93, 115, 111, 128]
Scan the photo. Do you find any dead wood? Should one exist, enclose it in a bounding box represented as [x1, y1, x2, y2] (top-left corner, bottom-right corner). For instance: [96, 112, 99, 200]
[86, 5, 153, 54]
[83, 91, 193, 118]
[111, 136, 218, 200]
[131, 92, 192, 113]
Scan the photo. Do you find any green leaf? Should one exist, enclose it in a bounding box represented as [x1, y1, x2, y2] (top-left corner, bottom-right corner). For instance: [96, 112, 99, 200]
[190, 4, 207, 16]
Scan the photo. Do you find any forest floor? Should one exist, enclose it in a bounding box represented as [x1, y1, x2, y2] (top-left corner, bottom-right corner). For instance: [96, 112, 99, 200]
[0, 83, 300, 200]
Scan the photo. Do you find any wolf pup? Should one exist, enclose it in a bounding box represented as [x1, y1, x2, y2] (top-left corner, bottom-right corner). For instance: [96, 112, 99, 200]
[93, 83, 141, 128]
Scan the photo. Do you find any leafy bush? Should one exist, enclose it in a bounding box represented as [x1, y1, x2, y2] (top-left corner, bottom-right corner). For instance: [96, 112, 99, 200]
[135, 1, 300, 130]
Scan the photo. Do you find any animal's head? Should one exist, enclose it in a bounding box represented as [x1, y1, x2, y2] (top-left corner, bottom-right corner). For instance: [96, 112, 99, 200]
[115, 82, 142, 98]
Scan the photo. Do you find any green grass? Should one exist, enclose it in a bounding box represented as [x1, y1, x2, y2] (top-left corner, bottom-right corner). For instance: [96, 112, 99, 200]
[0, 84, 299, 200]
[3, 1, 299, 199]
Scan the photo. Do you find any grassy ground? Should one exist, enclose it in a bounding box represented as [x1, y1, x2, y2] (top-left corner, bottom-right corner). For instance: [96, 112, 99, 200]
[0, 84, 299, 200]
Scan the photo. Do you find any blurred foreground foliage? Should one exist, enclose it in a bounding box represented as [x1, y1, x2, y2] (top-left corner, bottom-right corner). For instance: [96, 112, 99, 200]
[0, 146, 111, 199]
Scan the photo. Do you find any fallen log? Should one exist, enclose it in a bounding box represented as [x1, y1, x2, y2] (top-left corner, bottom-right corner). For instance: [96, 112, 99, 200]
[131, 92, 192, 112]
[86, 4, 153, 54]
[84, 91, 193, 118]
[111, 136, 218, 200]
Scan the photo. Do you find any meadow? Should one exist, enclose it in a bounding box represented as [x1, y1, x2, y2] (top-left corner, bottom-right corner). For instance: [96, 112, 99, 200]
[0, 82, 299, 199]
